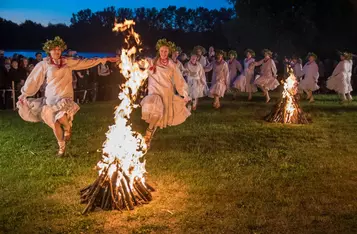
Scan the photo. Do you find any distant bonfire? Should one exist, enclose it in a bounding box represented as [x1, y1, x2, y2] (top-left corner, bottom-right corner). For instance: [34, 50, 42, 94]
[265, 70, 310, 124]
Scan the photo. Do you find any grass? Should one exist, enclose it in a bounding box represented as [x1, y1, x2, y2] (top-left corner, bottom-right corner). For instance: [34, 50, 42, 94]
[1, 93, 357, 233]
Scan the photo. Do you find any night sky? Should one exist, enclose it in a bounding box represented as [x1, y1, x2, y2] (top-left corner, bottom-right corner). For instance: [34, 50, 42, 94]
[0, 0, 231, 25]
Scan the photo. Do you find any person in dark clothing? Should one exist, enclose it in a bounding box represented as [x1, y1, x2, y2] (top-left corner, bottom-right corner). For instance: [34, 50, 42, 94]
[0, 50, 5, 66]
[32, 52, 43, 66]
[8, 60, 25, 101]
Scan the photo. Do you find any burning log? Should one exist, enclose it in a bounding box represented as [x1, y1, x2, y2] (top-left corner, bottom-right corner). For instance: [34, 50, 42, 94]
[80, 161, 155, 214]
[80, 20, 154, 214]
[265, 69, 310, 124]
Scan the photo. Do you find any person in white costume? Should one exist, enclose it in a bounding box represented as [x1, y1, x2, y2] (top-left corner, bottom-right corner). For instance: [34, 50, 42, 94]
[298, 52, 319, 103]
[290, 56, 303, 80]
[227, 50, 242, 87]
[171, 46, 185, 74]
[17, 36, 118, 156]
[326, 52, 353, 102]
[254, 49, 279, 103]
[205, 50, 229, 109]
[185, 53, 208, 110]
[233, 49, 256, 100]
[141, 39, 190, 148]
[193, 45, 209, 68]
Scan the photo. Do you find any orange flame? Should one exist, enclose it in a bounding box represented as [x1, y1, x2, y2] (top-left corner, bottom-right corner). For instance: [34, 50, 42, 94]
[282, 71, 298, 123]
[97, 19, 149, 188]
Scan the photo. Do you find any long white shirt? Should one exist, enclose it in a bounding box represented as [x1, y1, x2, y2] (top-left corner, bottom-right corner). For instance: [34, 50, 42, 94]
[302, 61, 319, 83]
[21, 57, 106, 105]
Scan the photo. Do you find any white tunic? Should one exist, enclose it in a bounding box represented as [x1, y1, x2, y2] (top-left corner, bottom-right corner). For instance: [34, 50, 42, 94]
[326, 60, 353, 94]
[19, 57, 106, 128]
[227, 59, 242, 86]
[254, 58, 279, 91]
[185, 62, 208, 99]
[205, 60, 229, 97]
[21, 57, 106, 105]
[141, 59, 190, 129]
[233, 57, 257, 92]
[291, 62, 303, 78]
[298, 61, 319, 92]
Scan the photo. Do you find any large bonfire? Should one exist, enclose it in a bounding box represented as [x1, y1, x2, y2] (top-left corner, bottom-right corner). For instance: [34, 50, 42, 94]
[265, 69, 310, 124]
[80, 20, 154, 214]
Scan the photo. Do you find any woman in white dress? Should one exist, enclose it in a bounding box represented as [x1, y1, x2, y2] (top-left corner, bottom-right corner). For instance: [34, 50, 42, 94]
[17, 36, 118, 156]
[233, 49, 256, 100]
[141, 39, 190, 147]
[326, 52, 353, 102]
[227, 50, 243, 87]
[185, 54, 208, 110]
[193, 45, 209, 68]
[290, 56, 303, 80]
[254, 49, 279, 103]
[298, 52, 319, 103]
[205, 50, 229, 109]
[171, 46, 185, 74]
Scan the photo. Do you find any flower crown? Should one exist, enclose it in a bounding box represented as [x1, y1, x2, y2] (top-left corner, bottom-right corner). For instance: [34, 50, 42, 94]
[155, 38, 176, 53]
[244, 49, 255, 57]
[43, 36, 67, 54]
[307, 52, 317, 60]
[262, 49, 273, 57]
[193, 45, 207, 55]
[228, 50, 237, 58]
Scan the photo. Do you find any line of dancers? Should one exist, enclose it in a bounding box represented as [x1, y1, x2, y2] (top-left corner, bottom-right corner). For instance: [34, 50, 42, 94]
[170, 45, 354, 108]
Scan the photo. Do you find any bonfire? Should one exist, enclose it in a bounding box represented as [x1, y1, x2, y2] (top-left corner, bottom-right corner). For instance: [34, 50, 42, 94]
[80, 20, 154, 214]
[265, 69, 310, 124]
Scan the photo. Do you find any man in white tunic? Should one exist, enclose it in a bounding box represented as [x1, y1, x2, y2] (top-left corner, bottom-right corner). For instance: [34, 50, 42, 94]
[17, 37, 118, 156]
[298, 52, 319, 103]
[254, 49, 279, 103]
[233, 49, 257, 100]
[326, 52, 353, 102]
[141, 39, 190, 148]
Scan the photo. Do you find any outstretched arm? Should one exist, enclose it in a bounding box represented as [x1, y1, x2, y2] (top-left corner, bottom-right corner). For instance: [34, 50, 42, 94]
[19, 62, 46, 99]
[67, 57, 118, 71]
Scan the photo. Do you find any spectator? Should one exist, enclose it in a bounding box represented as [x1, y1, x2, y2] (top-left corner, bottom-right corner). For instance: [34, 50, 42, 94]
[32, 52, 43, 66]
[97, 62, 112, 100]
[0, 50, 5, 66]
[4, 58, 11, 73]
[8, 60, 25, 91]
[19, 57, 30, 79]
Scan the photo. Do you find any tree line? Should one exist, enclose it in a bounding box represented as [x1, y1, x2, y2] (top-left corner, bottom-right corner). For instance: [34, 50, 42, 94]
[1, 0, 356, 58]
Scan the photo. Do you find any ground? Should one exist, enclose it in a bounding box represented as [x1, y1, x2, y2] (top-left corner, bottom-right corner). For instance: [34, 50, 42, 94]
[1, 93, 357, 234]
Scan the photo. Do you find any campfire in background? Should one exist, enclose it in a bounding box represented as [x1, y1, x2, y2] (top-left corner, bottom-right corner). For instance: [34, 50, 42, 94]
[265, 68, 310, 124]
[80, 20, 155, 214]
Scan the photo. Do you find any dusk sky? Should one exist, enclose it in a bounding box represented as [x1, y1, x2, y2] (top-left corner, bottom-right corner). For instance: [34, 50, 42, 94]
[0, 0, 231, 25]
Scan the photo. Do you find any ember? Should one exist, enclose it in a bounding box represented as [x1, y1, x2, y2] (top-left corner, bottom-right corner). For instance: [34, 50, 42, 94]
[265, 69, 310, 124]
[80, 20, 154, 214]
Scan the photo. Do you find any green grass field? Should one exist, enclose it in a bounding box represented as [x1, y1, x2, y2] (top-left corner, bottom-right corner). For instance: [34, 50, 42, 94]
[1, 93, 357, 234]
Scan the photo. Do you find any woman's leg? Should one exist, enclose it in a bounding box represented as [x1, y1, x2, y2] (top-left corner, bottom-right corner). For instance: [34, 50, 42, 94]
[265, 89, 271, 103]
[248, 91, 252, 101]
[58, 114, 71, 141]
[144, 114, 160, 149]
[53, 121, 66, 156]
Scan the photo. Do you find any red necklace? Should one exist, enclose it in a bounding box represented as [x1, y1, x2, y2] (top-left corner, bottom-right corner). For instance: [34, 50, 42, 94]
[50, 56, 64, 68]
[160, 58, 169, 66]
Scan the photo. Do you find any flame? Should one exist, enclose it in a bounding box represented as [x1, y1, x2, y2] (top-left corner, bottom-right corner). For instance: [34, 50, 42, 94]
[97, 19, 149, 188]
[282, 71, 298, 123]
